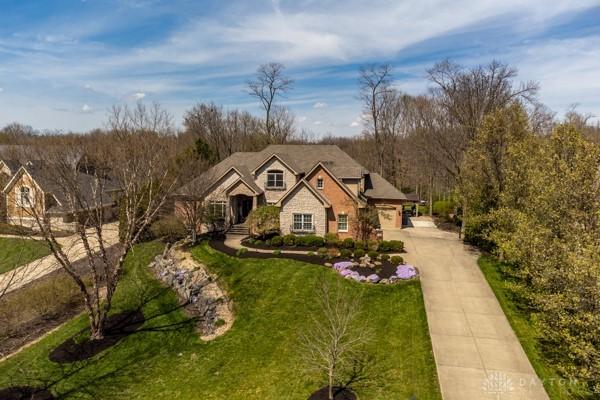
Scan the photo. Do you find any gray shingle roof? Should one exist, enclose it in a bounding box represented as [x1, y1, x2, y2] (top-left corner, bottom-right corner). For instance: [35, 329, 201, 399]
[8, 162, 117, 215]
[363, 173, 407, 200]
[179, 144, 405, 201]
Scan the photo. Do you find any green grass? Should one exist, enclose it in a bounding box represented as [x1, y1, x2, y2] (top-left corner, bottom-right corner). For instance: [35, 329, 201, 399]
[479, 256, 590, 399]
[0, 237, 52, 274]
[0, 242, 441, 399]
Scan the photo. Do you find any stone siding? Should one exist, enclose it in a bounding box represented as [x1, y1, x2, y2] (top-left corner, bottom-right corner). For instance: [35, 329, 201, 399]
[255, 157, 297, 203]
[6, 172, 45, 226]
[280, 184, 326, 236]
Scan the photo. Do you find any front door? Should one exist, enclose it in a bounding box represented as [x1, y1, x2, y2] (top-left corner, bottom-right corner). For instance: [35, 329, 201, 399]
[236, 196, 253, 223]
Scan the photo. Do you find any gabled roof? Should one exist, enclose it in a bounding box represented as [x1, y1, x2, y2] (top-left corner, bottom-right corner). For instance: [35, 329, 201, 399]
[363, 173, 407, 200]
[0, 159, 23, 175]
[276, 179, 331, 208]
[3, 162, 117, 214]
[251, 153, 300, 175]
[305, 161, 366, 207]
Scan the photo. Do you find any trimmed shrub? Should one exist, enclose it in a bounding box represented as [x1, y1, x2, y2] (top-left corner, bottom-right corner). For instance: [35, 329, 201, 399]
[354, 240, 366, 250]
[236, 247, 248, 257]
[247, 205, 280, 238]
[307, 235, 325, 247]
[317, 247, 328, 258]
[295, 235, 324, 247]
[353, 248, 365, 258]
[272, 249, 282, 255]
[339, 249, 352, 258]
[378, 240, 404, 252]
[380, 253, 390, 261]
[283, 234, 296, 246]
[149, 215, 187, 243]
[367, 240, 379, 251]
[270, 235, 283, 247]
[367, 250, 379, 259]
[341, 238, 355, 249]
[324, 232, 338, 246]
[307, 251, 316, 256]
[254, 239, 264, 246]
[391, 255, 404, 265]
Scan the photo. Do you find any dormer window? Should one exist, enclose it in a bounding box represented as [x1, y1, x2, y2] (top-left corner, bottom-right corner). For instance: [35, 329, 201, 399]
[316, 177, 324, 190]
[18, 186, 32, 207]
[266, 170, 285, 189]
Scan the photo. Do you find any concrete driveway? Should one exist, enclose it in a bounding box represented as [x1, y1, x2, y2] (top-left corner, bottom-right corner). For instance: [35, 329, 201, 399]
[385, 224, 549, 400]
[0, 222, 120, 294]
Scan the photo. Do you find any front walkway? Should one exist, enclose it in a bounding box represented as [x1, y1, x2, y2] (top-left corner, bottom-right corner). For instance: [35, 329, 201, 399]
[0, 222, 120, 294]
[384, 224, 549, 400]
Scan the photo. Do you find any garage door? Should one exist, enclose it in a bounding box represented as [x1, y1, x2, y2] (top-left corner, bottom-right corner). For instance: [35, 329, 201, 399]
[377, 207, 397, 229]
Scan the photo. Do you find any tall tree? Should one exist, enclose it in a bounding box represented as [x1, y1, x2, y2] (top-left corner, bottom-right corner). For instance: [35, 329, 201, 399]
[426, 60, 539, 236]
[358, 63, 393, 176]
[11, 102, 184, 340]
[247, 62, 294, 142]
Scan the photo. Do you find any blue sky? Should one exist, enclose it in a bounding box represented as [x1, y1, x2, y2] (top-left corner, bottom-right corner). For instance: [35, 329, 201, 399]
[0, 0, 599, 136]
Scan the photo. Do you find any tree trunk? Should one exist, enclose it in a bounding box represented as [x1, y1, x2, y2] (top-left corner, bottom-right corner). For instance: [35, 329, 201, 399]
[328, 370, 334, 400]
[460, 203, 467, 239]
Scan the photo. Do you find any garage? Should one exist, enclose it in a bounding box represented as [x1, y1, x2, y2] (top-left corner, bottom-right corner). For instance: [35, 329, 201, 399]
[376, 206, 398, 229]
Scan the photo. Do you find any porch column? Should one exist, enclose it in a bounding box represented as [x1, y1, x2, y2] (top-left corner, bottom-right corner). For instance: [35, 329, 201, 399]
[252, 195, 257, 209]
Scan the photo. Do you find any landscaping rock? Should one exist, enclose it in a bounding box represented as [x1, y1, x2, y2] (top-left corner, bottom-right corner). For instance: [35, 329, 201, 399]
[148, 247, 233, 340]
[324, 262, 333, 267]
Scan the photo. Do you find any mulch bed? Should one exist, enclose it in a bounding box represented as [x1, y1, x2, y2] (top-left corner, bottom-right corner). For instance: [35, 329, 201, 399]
[308, 386, 357, 400]
[49, 310, 145, 363]
[0, 386, 55, 400]
[241, 240, 321, 252]
[210, 239, 400, 279]
[0, 245, 122, 359]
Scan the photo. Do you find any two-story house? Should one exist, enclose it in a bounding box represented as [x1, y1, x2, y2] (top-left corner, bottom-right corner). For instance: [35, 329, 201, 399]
[179, 145, 407, 238]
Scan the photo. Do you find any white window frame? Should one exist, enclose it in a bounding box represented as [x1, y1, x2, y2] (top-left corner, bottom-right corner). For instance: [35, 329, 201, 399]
[266, 170, 285, 189]
[292, 213, 313, 232]
[208, 200, 226, 219]
[337, 214, 348, 232]
[17, 186, 33, 207]
[316, 177, 324, 190]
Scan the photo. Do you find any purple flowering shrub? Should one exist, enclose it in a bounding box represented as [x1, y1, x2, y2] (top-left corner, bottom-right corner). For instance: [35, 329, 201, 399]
[330, 260, 417, 284]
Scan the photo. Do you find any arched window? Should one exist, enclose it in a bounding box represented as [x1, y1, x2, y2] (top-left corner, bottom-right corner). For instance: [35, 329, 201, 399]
[266, 170, 284, 189]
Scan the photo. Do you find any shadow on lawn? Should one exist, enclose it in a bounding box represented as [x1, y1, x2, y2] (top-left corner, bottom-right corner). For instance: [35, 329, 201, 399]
[1, 286, 199, 399]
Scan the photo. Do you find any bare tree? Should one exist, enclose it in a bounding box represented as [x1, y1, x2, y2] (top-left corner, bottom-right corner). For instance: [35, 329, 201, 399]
[299, 280, 371, 400]
[247, 62, 294, 141]
[173, 161, 213, 244]
[7, 103, 183, 340]
[183, 103, 264, 162]
[359, 64, 394, 176]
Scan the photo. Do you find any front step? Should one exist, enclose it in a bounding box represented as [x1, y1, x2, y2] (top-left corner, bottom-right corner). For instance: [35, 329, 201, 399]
[228, 224, 249, 235]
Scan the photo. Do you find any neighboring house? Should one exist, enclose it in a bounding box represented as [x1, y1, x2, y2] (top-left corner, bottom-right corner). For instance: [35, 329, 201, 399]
[178, 145, 408, 238]
[0, 159, 23, 222]
[2, 161, 119, 232]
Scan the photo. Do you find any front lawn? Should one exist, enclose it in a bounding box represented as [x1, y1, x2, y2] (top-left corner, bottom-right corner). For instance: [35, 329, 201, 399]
[0, 237, 52, 274]
[0, 241, 441, 399]
[479, 256, 590, 399]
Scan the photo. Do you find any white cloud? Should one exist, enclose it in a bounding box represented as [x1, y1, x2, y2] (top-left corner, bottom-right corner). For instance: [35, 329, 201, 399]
[313, 101, 327, 109]
[313, 120, 322, 125]
[0, 88, 4, 93]
[298, 116, 307, 122]
[350, 120, 360, 127]
[81, 104, 93, 113]
[131, 91, 146, 100]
